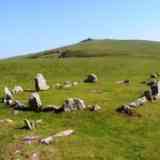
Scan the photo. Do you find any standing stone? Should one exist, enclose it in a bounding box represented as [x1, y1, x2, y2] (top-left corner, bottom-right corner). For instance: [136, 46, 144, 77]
[35, 73, 50, 91]
[3, 87, 14, 105]
[84, 73, 98, 83]
[147, 80, 160, 99]
[4, 87, 13, 100]
[28, 93, 42, 111]
[24, 119, 34, 130]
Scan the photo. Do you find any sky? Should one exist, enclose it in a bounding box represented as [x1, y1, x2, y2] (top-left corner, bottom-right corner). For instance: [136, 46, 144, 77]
[0, 0, 160, 58]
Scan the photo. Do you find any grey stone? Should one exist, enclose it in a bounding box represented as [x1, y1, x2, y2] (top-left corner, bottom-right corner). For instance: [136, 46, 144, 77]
[73, 98, 86, 110]
[150, 73, 158, 79]
[128, 97, 147, 108]
[4, 87, 13, 103]
[23, 119, 42, 130]
[116, 80, 130, 85]
[23, 136, 40, 144]
[72, 81, 79, 86]
[24, 119, 34, 130]
[89, 104, 102, 112]
[40, 136, 55, 145]
[35, 73, 50, 91]
[55, 83, 63, 89]
[64, 81, 72, 85]
[12, 86, 23, 95]
[63, 98, 75, 112]
[146, 80, 160, 100]
[28, 93, 42, 111]
[40, 129, 74, 145]
[0, 119, 14, 124]
[62, 98, 86, 112]
[31, 153, 39, 160]
[117, 105, 135, 115]
[14, 100, 25, 109]
[63, 84, 72, 89]
[84, 73, 98, 83]
[3, 87, 15, 106]
[144, 90, 153, 101]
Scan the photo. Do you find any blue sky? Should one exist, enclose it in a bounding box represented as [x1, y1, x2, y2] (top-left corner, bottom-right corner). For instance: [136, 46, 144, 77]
[0, 0, 160, 58]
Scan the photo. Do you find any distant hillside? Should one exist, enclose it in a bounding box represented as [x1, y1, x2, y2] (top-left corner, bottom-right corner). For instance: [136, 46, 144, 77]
[24, 39, 160, 59]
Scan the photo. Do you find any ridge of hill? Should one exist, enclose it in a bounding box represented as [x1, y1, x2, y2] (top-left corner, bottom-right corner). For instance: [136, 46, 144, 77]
[23, 39, 160, 59]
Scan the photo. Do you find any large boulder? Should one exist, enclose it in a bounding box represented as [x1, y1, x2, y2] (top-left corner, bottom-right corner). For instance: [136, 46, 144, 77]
[28, 93, 42, 111]
[84, 74, 98, 83]
[35, 73, 50, 91]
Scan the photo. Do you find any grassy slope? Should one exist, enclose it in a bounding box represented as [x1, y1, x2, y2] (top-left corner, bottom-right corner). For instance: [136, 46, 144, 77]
[0, 40, 160, 159]
[26, 39, 160, 58]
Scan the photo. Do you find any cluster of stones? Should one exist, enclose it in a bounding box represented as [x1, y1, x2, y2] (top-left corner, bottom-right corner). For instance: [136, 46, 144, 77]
[54, 81, 79, 89]
[117, 74, 160, 115]
[2, 73, 101, 113]
[53, 73, 98, 89]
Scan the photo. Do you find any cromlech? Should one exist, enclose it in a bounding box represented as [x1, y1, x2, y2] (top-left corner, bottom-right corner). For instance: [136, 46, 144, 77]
[0, 8, 160, 158]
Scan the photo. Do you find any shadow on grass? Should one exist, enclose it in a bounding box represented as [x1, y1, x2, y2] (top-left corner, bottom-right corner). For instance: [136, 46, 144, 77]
[14, 106, 64, 114]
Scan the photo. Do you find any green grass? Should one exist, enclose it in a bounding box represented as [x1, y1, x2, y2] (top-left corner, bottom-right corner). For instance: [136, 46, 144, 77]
[1, 40, 160, 159]
[25, 39, 160, 58]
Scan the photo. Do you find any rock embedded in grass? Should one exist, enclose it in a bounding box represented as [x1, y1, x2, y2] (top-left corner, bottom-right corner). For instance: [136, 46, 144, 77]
[88, 104, 102, 112]
[54, 83, 63, 89]
[40, 129, 75, 145]
[72, 81, 79, 86]
[116, 80, 130, 85]
[63, 84, 72, 89]
[84, 73, 98, 83]
[64, 81, 72, 85]
[62, 98, 86, 112]
[3, 87, 14, 105]
[12, 85, 24, 95]
[150, 73, 159, 79]
[23, 119, 42, 130]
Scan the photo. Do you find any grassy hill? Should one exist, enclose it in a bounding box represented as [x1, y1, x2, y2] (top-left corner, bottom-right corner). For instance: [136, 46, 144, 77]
[25, 39, 160, 59]
[1, 39, 160, 159]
